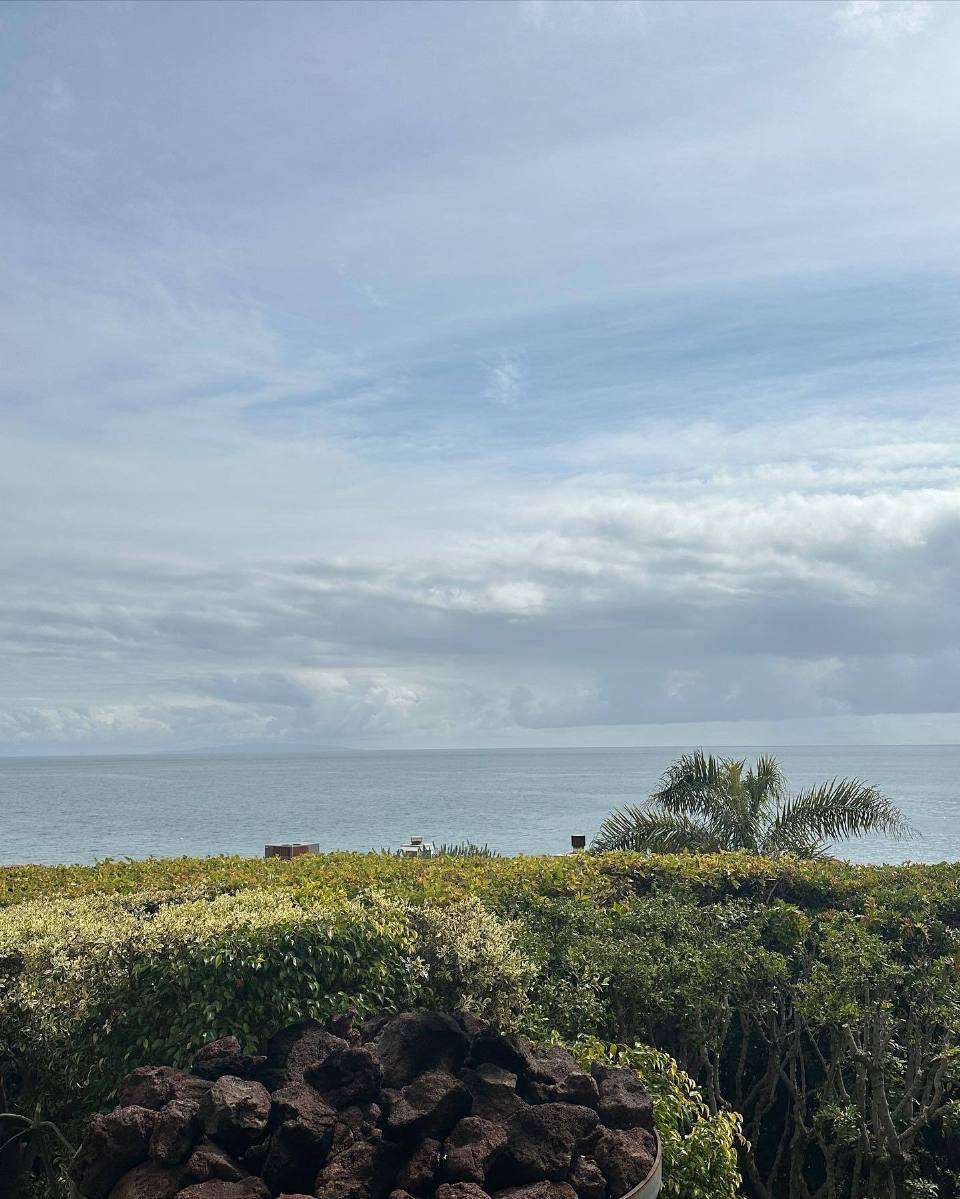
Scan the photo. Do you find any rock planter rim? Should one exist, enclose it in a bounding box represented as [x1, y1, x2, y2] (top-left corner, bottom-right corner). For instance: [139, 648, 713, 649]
[619, 1131, 662, 1199]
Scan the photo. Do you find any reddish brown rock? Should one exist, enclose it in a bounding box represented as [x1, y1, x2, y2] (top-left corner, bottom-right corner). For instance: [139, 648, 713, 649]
[505, 1105, 599, 1183]
[119, 1067, 211, 1111]
[568, 1157, 607, 1199]
[590, 1128, 658, 1196]
[192, 1037, 264, 1082]
[260, 1086, 337, 1195]
[270, 1084, 337, 1148]
[468, 1031, 540, 1083]
[305, 1045, 383, 1108]
[265, 1022, 348, 1088]
[71, 1105, 157, 1199]
[526, 1048, 581, 1088]
[326, 1010, 360, 1042]
[493, 1184, 577, 1199]
[435, 1185, 491, 1199]
[106, 1162, 184, 1199]
[200, 1077, 271, 1151]
[372, 1012, 470, 1088]
[315, 1139, 404, 1199]
[178, 1180, 270, 1199]
[73, 1012, 657, 1199]
[590, 1067, 654, 1133]
[384, 1071, 471, 1141]
[460, 1065, 523, 1124]
[556, 1076, 599, 1110]
[183, 1139, 249, 1183]
[526, 1076, 600, 1110]
[442, 1118, 508, 1184]
[394, 1138, 441, 1196]
[149, 1099, 200, 1167]
[358, 1014, 392, 1044]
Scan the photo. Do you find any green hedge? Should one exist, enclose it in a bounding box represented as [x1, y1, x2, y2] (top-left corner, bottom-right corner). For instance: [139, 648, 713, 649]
[0, 879, 741, 1199]
[4, 850, 960, 1198]
[6, 849, 960, 917]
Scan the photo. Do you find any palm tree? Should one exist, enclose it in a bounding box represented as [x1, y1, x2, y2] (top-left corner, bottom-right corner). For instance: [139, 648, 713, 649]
[592, 750, 912, 859]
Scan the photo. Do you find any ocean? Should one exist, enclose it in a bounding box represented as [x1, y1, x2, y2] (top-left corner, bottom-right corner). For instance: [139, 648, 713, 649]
[1, 745, 958, 867]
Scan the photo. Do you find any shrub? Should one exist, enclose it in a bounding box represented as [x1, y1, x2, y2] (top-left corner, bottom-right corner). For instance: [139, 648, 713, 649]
[0, 888, 417, 1123]
[410, 895, 535, 1025]
[9, 848, 960, 1197]
[563, 1035, 743, 1199]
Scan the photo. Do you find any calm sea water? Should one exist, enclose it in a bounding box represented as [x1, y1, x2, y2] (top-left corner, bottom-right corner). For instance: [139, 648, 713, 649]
[1, 745, 958, 867]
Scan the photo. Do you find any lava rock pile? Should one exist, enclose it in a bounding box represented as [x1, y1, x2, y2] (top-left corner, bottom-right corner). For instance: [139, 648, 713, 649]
[70, 1010, 659, 1199]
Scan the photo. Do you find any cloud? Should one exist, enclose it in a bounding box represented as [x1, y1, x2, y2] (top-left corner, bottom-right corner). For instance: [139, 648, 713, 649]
[834, 1, 932, 38]
[484, 357, 523, 406]
[2, 1, 960, 751]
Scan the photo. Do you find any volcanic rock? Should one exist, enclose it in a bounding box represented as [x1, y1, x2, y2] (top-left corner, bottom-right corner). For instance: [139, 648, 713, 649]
[394, 1137, 441, 1195]
[589, 1067, 654, 1133]
[149, 1099, 201, 1167]
[526, 1048, 581, 1089]
[192, 1038, 265, 1083]
[106, 1163, 185, 1199]
[200, 1077, 271, 1151]
[590, 1128, 658, 1196]
[178, 1181, 270, 1199]
[119, 1067, 212, 1112]
[314, 1139, 403, 1199]
[435, 1186, 491, 1199]
[505, 1105, 599, 1183]
[467, 1032, 539, 1083]
[373, 1012, 470, 1088]
[568, 1157, 607, 1199]
[306, 1046, 383, 1108]
[265, 1021, 348, 1087]
[384, 1071, 471, 1141]
[71, 1105, 158, 1199]
[442, 1118, 508, 1184]
[493, 1185, 577, 1199]
[358, 1014, 393, 1044]
[331, 1103, 383, 1154]
[326, 1011, 360, 1042]
[270, 1084, 337, 1149]
[183, 1140, 249, 1183]
[459, 1066, 522, 1124]
[72, 1010, 658, 1199]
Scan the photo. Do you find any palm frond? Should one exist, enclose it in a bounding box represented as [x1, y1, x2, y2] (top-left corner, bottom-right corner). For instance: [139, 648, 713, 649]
[763, 777, 913, 856]
[591, 803, 723, 854]
[746, 754, 787, 805]
[651, 751, 738, 820]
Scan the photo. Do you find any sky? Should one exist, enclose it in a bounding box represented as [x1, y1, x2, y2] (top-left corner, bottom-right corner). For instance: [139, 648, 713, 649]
[2, 0, 960, 754]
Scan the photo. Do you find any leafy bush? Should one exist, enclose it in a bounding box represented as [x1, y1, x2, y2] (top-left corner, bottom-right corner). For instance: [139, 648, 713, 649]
[9, 849, 960, 1197]
[0, 873, 744, 1199]
[564, 1036, 743, 1199]
[410, 895, 535, 1026]
[434, 842, 501, 858]
[0, 889, 418, 1121]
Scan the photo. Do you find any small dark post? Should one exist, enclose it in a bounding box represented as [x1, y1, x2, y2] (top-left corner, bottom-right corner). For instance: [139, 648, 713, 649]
[570, 833, 587, 851]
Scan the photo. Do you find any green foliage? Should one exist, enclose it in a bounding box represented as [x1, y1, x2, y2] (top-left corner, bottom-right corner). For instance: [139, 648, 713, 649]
[434, 842, 501, 858]
[8, 848, 960, 1197]
[563, 1036, 743, 1199]
[0, 865, 744, 1199]
[593, 750, 912, 858]
[410, 895, 535, 1026]
[0, 889, 419, 1120]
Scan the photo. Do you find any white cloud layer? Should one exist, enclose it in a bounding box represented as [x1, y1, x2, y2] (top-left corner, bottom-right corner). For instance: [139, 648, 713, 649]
[1, 0, 959, 751]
